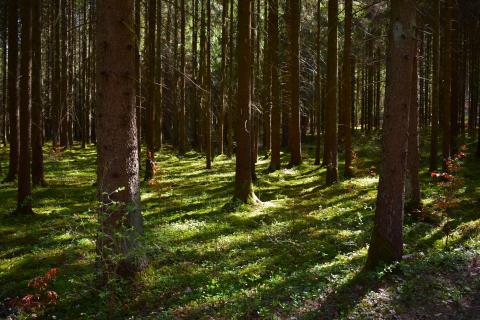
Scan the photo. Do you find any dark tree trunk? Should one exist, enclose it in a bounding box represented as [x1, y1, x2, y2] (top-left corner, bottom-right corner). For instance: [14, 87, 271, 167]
[286, 0, 302, 167]
[31, 0, 45, 187]
[366, 0, 416, 269]
[343, 0, 353, 177]
[429, 0, 440, 172]
[17, 0, 33, 215]
[144, 0, 156, 181]
[96, 0, 146, 278]
[325, 0, 338, 184]
[234, 0, 257, 203]
[4, 0, 19, 182]
[268, 0, 281, 171]
[406, 40, 421, 211]
[442, 0, 453, 169]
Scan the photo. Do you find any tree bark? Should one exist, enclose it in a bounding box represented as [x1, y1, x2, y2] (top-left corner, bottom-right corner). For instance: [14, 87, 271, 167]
[234, 0, 257, 203]
[366, 0, 416, 269]
[17, 0, 33, 215]
[406, 39, 421, 211]
[286, 0, 302, 167]
[429, 0, 440, 172]
[343, 0, 353, 177]
[268, 0, 281, 171]
[31, 0, 46, 187]
[96, 0, 146, 278]
[4, 0, 19, 182]
[325, 0, 338, 184]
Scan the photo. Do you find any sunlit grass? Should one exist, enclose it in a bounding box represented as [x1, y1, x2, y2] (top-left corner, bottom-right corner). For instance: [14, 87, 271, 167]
[0, 134, 479, 319]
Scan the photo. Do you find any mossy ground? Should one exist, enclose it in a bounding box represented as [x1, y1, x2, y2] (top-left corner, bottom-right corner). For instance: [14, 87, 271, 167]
[0, 133, 479, 319]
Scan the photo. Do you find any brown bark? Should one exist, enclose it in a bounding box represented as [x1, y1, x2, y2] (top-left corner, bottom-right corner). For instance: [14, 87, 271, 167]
[325, 0, 338, 184]
[429, 0, 440, 172]
[144, 0, 156, 181]
[96, 0, 146, 278]
[343, 0, 353, 177]
[286, 0, 302, 167]
[31, 0, 46, 187]
[178, 0, 186, 155]
[406, 40, 421, 211]
[366, 0, 416, 269]
[234, 0, 257, 203]
[268, 0, 281, 171]
[17, 0, 33, 215]
[4, 0, 19, 182]
[442, 0, 453, 169]
[219, 0, 228, 155]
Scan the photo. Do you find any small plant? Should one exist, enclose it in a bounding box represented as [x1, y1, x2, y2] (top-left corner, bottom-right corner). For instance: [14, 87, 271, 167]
[13, 268, 59, 315]
[430, 147, 467, 249]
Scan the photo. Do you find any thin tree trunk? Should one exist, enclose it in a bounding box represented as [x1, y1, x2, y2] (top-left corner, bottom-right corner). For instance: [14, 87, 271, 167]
[429, 0, 440, 171]
[4, 0, 19, 182]
[144, 0, 156, 181]
[343, 0, 353, 177]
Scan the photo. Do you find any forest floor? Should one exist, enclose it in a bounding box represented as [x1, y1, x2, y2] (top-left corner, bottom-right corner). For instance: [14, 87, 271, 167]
[0, 133, 479, 319]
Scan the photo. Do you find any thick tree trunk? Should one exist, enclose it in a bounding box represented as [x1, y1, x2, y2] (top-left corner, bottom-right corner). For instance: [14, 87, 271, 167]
[4, 0, 19, 182]
[325, 0, 338, 184]
[234, 0, 257, 203]
[17, 0, 33, 215]
[31, 0, 46, 187]
[366, 0, 416, 269]
[96, 0, 146, 278]
[286, 0, 302, 167]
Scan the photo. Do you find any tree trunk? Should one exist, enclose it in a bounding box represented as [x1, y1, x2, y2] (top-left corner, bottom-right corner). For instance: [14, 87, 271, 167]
[406, 39, 421, 211]
[343, 0, 353, 177]
[268, 0, 281, 171]
[4, 0, 19, 182]
[31, 0, 46, 187]
[144, 0, 156, 181]
[234, 0, 257, 203]
[325, 0, 338, 184]
[286, 0, 302, 167]
[96, 0, 146, 278]
[366, 0, 416, 269]
[442, 0, 453, 169]
[429, 0, 440, 172]
[17, 0, 33, 215]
